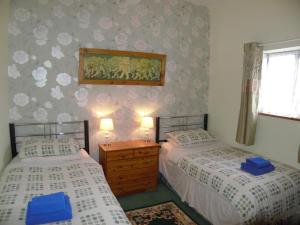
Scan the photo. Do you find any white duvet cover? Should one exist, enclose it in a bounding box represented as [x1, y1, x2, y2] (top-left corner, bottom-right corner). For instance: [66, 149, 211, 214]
[0, 150, 130, 225]
[160, 141, 300, 225]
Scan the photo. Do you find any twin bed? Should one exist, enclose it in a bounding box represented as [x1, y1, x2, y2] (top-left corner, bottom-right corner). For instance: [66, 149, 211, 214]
[156, 115, 300, 225]
[1, 116, 300, 225]
[0, 121, 130, 225]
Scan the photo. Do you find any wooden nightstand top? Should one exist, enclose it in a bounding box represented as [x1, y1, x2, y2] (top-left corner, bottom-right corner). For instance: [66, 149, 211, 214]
[99, 140, 160, 152]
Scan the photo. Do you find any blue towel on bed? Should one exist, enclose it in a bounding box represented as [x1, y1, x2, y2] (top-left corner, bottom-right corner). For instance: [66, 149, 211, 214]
[241, 162, 275, 176]
[30, 192, 66, 215]
[26, 192, 72, 225]
[246, 156, 271, 168]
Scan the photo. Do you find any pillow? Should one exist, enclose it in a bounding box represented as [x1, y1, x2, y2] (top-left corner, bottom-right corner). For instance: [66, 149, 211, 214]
[20, 152, 82, 162]
[19, 137, 80, 159]
[166, 128, 216, 146]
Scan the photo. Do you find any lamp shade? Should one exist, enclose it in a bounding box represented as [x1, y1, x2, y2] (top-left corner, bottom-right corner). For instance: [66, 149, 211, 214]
[100, 118, 114, 131]
[141, 116, 154, 129]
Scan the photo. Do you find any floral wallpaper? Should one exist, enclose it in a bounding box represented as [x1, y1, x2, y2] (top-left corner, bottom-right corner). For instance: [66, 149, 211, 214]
[8, 0, 209, 159]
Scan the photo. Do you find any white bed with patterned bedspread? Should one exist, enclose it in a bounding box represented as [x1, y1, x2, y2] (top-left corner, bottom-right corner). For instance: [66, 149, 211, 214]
[160, 141, 300, 225]
[0, 150, 130, 225]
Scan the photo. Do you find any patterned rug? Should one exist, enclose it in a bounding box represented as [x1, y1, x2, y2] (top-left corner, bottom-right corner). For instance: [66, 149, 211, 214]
[126, 201, 198, 225]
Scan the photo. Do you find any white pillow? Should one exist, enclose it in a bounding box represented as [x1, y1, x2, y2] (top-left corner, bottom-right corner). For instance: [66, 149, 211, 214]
[166, 128, 216, 147]
[20, 151, 82, 162]
[19, 137, 80, 159]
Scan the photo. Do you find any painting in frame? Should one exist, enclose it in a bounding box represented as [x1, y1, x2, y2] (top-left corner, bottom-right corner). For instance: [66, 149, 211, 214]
[78, 48, 166, 86]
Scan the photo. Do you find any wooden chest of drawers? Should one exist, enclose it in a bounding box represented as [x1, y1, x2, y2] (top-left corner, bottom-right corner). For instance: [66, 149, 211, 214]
[99, 140, 160, 196]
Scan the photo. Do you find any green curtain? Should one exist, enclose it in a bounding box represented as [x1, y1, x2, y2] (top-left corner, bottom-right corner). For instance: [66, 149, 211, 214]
[236, 43, 263, 145]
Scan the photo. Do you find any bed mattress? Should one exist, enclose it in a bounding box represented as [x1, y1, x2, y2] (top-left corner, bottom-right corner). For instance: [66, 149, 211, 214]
[0, 150, 130, 225]
[159, 141, 300, 225]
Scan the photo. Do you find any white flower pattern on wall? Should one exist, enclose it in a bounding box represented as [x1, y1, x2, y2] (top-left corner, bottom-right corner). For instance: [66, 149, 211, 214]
[51, 46, 64, 59]
[13, 93, 29, 107]
[33, 25, 48, 46]
[57, 33, 73, 46]
[44, 101, 53, 109]
[8, 22, 21, 36]
[93, 29, 105, 42]
[77, 8, 90, 28]
[33, 108, 48, 122]
[115, 32, 128, 46]
[57, 113, 72, 123]
[8, 64, 21, 79]
[74, 88, 88, 107]
[131, 15, 141, 28]
[9, 107, 22, 121]
[53, 5, 65, 18]
[13, 51, 29, 65]
[51, 86, 64, 100]
[32, 67, 47, 87]
[14, 8, 30, 22]
[98, 17, 113, 30]
[44, 60, 52, 68]
[56, 73, 72, 86]
[9, 0, 209, 160]
[134, 39, 147, 51]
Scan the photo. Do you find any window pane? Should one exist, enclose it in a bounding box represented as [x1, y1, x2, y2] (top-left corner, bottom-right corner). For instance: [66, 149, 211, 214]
[259, 51, 298, 118]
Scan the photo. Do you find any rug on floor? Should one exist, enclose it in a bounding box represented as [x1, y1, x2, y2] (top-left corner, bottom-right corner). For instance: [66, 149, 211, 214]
[125, 201, 198, 225]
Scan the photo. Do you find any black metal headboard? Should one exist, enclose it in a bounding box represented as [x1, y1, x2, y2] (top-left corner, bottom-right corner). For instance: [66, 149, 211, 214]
[155, 114, 208, 143]
[9, 120, 89, 158]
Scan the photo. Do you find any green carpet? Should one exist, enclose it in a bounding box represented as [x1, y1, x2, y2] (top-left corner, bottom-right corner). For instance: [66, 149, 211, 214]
[117, 179, 211, 225]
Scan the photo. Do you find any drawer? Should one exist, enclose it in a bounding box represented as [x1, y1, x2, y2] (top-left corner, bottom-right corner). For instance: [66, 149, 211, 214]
[107, 156, 157, 172]
[111, 179, 157, 196]
[134, 147, 158, 158]
[107, 166, 157, 182]
[108, 175, 157, 185]
[107, 150, 134, 161]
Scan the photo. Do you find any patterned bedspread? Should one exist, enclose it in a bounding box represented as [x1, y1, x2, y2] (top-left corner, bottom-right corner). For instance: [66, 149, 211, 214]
[176, 143, 300, 224]
[0, 154, 130, 225]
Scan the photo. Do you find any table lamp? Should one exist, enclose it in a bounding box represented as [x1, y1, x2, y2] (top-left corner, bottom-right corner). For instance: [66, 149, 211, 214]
[100, 118, 114, 146]
[141, 116, 154, 142]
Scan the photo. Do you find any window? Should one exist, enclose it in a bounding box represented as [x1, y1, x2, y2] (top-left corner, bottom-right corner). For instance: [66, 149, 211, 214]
[259, 49, 300, 119]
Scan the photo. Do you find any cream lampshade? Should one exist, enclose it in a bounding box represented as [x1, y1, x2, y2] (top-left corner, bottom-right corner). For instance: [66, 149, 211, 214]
[100, 118, 114, 131]
[100, 118, 114, 145]
[141, 117, 154, 129]
[141, 116, 153, 142]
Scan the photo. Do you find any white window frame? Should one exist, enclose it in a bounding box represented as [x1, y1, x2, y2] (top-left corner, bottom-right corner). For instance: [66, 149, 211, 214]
[258, 47, 300, 121]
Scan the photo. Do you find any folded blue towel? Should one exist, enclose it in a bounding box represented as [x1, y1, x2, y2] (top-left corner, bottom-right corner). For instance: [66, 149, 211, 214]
[30, 192, 66, 215]
[26, 193, 72, 225]
[246, 157, 271, 168]
[241, 162, 275, 176]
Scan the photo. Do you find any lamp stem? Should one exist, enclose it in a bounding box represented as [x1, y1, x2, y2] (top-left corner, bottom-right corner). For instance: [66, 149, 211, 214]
[145, 128, 149, 142]
[105, 130, 109, 146]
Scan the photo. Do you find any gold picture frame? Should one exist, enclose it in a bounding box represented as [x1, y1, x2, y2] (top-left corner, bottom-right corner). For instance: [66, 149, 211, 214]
[78, 48, 166, 86]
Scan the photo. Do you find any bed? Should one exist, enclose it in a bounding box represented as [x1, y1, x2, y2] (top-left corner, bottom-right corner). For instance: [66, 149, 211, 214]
[0, 121, 130, 225]
[156, 115, 300, 225]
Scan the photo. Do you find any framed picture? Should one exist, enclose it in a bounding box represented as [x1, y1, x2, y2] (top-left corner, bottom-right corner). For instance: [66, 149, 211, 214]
[78, 48, 166, 86]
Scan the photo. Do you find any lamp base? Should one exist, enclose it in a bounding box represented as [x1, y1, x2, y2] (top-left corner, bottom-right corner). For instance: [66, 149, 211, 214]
[144, 129, 150, 143]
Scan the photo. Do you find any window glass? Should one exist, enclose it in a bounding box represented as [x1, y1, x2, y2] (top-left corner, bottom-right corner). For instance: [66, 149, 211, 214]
[259, 50, 300, 118]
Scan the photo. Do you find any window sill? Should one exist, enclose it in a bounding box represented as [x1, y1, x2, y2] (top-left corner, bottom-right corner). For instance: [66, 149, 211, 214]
[258, 113, 300, 122]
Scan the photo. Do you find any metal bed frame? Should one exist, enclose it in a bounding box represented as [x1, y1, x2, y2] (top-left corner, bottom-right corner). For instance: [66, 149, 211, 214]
[9, 120, 89, 158]
[155, 114, 208, 143]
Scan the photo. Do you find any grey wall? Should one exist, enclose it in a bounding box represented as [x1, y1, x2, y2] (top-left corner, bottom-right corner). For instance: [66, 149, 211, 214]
[8, 0, 209, 159]
[0, 0, 11, 172]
